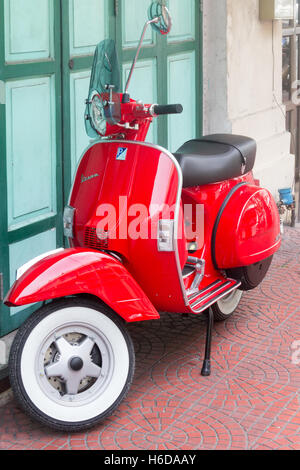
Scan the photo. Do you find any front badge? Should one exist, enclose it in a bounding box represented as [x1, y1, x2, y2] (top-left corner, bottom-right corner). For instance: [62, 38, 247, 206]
[116, 147, 128, 161]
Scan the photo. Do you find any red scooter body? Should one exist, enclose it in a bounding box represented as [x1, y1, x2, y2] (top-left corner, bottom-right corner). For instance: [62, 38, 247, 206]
[5, 105, 281, 316]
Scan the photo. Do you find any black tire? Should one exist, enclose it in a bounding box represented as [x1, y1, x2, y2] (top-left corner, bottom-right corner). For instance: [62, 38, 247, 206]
[226, 256, 273, 291]
[9, 298, 135, 433]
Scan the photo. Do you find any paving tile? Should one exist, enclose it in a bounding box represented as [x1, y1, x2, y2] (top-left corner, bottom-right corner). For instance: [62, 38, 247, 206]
[0, 227, 299, 450]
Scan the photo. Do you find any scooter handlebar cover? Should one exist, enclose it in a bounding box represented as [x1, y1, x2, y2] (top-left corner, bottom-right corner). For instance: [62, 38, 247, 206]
[153, 104, 183, 115]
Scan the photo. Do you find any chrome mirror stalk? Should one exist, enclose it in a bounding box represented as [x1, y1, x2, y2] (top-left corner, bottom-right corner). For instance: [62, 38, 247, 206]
[125, 17, 159, 94]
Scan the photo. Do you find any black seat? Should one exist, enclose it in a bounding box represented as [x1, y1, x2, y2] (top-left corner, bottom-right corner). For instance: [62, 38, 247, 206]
[174, 134, 257, 188]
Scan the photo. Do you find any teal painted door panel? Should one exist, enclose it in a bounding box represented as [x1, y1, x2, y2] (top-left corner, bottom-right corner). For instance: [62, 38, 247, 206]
[168, 52, 196, 152]
[69, 0, 108, 56]
[168, 0, 195, 43]
[62, 0, 112, 194]
[122, 58, 157, 143]
[6, 76, 57, 229]
[70, 70, 92, 177]
[122, 0, 154, 48]
[8, 229, 57, 317]
[4, 0, 54, 62]
[0, 0, 63, 336]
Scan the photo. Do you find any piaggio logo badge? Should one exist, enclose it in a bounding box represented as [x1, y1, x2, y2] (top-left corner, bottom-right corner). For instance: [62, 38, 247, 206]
[116, 147, 128, 161]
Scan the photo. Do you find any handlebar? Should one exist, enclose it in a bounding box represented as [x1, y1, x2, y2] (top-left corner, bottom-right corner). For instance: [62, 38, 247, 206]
[152, 104, 183, 116]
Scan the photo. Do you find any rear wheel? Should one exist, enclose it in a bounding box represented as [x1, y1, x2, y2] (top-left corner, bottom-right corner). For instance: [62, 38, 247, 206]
[226, 256, 273, 291]
[9, 298, 135, 432]
[211, 289, 243, 322]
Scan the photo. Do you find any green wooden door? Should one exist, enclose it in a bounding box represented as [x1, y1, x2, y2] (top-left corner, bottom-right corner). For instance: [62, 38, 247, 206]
[0, 0, 64, 336]
[62, 0, 202, 193]
[0, 0, 202, 337]
[61, 0, 116, 193]
[117, 0, 202, 152]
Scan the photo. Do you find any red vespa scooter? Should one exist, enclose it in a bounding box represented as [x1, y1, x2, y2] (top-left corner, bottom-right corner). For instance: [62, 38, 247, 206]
[5, 4, 281, 432]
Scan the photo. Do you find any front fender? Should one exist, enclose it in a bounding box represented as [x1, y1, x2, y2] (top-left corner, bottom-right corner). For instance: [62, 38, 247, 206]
[4, 248, 160, 323]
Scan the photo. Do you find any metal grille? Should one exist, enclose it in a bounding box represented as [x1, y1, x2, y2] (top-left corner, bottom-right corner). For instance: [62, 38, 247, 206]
[84, 227, 108, 250]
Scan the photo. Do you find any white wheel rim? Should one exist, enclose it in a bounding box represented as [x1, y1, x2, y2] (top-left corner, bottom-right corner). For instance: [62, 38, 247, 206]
[216, 290, 243, 316]
[20, 307, 130, 423]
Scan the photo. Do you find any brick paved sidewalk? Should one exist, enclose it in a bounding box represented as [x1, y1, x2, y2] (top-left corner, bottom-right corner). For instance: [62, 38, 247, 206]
[0, 227, 299, 450]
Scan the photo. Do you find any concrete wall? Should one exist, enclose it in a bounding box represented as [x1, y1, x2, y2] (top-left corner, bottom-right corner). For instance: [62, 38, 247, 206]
[203, 0, 295, 199]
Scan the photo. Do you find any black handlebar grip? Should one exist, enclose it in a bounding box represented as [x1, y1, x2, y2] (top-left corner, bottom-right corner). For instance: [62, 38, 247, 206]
[153, 104, 183, 116]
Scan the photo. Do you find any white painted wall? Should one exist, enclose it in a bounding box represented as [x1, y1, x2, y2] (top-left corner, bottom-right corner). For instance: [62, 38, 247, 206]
[203, 0, 295, 199]
[0, 331, 17, 366]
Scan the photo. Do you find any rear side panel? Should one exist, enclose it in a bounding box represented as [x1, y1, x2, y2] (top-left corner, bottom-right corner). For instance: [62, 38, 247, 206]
[214, 185, 281, 269]
[182, 174, 255, 285]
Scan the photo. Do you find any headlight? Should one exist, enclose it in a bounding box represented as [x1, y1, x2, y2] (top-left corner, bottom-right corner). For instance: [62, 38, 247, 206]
[63, 206, 75, 239]
[90, 91, 107, 136]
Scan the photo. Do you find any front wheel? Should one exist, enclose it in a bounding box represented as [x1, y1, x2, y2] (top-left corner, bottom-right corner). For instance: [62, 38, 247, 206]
[9, 298, 135, 432]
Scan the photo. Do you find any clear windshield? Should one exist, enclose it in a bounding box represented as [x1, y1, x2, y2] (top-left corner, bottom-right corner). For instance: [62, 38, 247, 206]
[85, 39, 121, 138]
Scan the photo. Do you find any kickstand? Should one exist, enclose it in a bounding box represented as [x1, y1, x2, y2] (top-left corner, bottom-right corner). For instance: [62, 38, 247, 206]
[201, 308, 214, 377]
